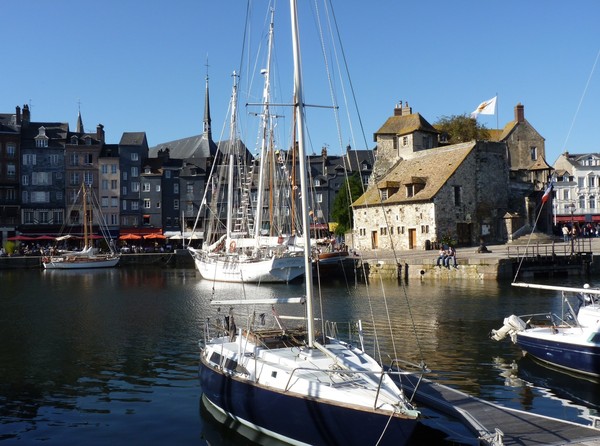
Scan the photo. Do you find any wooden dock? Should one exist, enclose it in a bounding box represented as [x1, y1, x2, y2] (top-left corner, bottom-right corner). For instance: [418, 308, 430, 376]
[403, 377, 600, 445]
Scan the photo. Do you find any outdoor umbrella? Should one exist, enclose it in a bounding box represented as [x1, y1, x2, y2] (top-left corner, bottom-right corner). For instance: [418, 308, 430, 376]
[119, 234, 142, 240]
[143, 233, 166, 240]
[7, 235, 36, 241]
[34, 235, 56, 240]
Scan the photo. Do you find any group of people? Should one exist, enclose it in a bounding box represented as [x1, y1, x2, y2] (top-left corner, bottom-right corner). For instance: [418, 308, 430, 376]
[436, 245, 458, 268]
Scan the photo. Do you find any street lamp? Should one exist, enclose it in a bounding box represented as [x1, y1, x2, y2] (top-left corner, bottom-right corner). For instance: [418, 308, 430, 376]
[566, 203, 576, 254]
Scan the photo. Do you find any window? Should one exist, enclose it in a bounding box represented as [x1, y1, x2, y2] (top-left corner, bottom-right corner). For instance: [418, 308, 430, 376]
[111, 164, 117, 174]
[111, 179, 118, 190]
[123, 172, 128, 181]
[53, 211, 63, 224]
[174, 183, 179, 194]
[156, 201, 161, 209]
[143, 183, 150, 192]
[39, 211, 49, 224]
[32, 172, 51, 185]
[23, 154, 36, 165]
[579, 195, 586, 209]
[111, 197, 118, 207]
[24, 210, 34, 223]
[102, 179, 109, 190]
[589, 196, 596, 209]
[131, 182, 140, 192]
[101, 197, 109, 207]
[155, 184, 161, 192]
[6, 143, 15, 157]
[101, 164, 108, 174]
[70, 153, 79, 166]
[84, 171, 93, 185]
[530, 147, 537, 161]
[402, 136, 409, 146]
[380, 227, 387, 236]
[454, 186, 462, 206]
[578, 177, 584, 188]
[316, 193, 323, 203]
[131, 166, 139, 178]
[122, 186, 127, 195]
[165, 170, 171, 179]
[381, 189, 388, 200]
[31, 191, 50, 203]
[131, 201, 139, 211]
[186, 184, 194, 194]
[84, 153, 93, 164]
[70, 172, 80, 186]
[122, 200, 127, 211]
[174, 199, 179, 210]
[563, 189, 570, 200]
[131, 153, 139, 161]
[50, 154, 59, 165]
[313, 178, 321, 187]
[144, 199, 151, 209]
[359, 228, 366, 236]
[22, 175, 29, 186]
[7, 163, 15, 178]
[590, 176, 596, 187]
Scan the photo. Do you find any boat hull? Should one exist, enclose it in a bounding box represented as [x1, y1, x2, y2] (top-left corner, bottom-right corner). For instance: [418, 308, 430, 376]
[517, 331, 600, 377]
[191, 251, 304, 283]
[42, 255, 120, 270]
[199, 356, 417, 446]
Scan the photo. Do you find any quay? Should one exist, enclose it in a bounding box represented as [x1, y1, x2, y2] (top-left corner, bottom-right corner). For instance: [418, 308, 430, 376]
[361, 237, 600, 280]
[1, 239, 599, 281]
[404, 377, 600, 446]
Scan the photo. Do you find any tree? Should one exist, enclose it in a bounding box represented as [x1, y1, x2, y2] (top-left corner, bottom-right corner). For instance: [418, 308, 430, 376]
[331, 173, 364, 235]
[434, 114, 490, 144]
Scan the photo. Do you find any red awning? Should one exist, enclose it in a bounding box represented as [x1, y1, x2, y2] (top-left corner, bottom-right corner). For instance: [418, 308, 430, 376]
[121, 228, 162, 235]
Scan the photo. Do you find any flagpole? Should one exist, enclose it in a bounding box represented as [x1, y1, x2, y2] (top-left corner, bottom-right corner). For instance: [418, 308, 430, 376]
[496, 92, 499, 130]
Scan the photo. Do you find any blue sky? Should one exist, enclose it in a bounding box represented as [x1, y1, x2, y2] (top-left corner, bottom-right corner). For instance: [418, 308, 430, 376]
[3, 0, 599, 165]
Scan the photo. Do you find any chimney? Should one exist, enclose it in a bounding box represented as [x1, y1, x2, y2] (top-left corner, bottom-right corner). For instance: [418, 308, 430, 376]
[22, 104, 30, 125]
[394, 101, 403, 116]
[15, 106, 21, 125]
[515, 103, 525, 123]
[96, 124, 105, 143]
[402, 101, 412, 115]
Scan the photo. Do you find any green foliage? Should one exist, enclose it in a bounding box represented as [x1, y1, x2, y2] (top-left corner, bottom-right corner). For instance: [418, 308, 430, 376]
[331, 173, 364, 235]
[440, 232, 457, 248]
[434, 114, 490, 144]
[3, 241, 16, 255]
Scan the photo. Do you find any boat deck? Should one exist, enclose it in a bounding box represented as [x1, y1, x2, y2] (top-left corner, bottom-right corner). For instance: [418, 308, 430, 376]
[403, 377, 600, 445]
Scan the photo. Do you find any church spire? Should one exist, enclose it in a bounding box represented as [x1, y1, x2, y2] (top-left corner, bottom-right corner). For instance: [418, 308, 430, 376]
[76, 100, 84, 133]
[203, 58, 212, 140]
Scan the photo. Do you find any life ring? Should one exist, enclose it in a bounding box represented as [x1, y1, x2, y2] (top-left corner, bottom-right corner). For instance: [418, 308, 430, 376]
[229, 241, 236, 253]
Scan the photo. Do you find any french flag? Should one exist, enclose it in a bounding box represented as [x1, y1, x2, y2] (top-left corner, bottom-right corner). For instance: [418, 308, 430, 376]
[541, 178, 554, 204]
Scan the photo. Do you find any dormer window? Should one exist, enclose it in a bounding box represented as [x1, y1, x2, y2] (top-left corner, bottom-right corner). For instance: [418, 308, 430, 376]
[530, 146, 538, 161]
[361, 162, 369, 171]
[144, 167, 151, 174]
[377, 180, 400, 201]
[403, 177, 426, 198]
[35, 126, 49, 148]
[84, 136, 92, 146]
[71, 136, 79, 144]
[313, 178, 321, 187]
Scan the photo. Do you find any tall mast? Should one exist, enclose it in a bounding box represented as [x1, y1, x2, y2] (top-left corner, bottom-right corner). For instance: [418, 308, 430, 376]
[253, 9, 275, 243]
[290, 0, 315, 348]
[83, 184, 89, 250]
[225, 72, 239, 244]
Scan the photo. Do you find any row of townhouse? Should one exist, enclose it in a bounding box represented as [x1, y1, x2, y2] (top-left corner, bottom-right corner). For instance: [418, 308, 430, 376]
[0, 79, 374, 243]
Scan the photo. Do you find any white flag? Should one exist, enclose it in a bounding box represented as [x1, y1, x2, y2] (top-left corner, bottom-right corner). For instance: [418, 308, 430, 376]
[470, 96, 497, 118]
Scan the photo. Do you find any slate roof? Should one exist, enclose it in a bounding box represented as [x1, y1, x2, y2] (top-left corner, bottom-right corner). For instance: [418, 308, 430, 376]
[373, 113, 439, 140]
[353, 141, 476, 207]
[0, 113, 19, 133]
[149, 134, 217, 159]
[20, 122, 69, 147]
[120, 132, 148, 146]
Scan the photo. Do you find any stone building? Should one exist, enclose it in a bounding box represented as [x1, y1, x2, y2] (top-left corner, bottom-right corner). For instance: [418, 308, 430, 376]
[352, 141, 509, 250]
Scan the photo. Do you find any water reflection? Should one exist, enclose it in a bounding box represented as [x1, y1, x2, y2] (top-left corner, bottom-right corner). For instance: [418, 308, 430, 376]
[0, 268, 597, 445]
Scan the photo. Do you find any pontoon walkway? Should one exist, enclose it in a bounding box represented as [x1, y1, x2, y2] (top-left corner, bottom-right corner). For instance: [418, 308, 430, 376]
[404, 377, 600, 445]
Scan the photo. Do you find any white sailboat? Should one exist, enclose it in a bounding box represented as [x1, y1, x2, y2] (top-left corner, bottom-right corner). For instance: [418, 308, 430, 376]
[198, 2, 423, 444]
[42, 183, 120, 269]
[188, 12, 304, 284]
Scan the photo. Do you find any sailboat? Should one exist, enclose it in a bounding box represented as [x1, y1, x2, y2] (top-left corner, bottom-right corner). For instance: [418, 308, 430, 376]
[198, 2, 423, 444]
[188, 11, 304, 284]
[42, 183, 120, 269]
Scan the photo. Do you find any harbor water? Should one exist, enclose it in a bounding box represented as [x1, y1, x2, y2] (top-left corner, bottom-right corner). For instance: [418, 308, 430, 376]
[0, 267, 598, 445]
